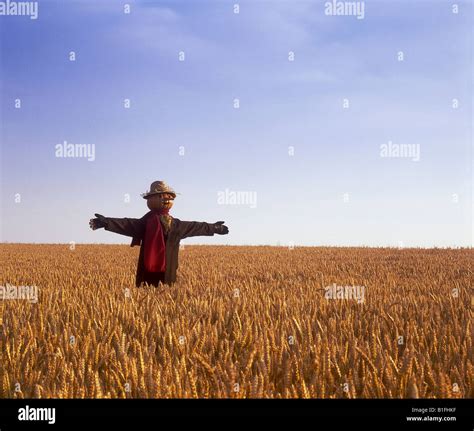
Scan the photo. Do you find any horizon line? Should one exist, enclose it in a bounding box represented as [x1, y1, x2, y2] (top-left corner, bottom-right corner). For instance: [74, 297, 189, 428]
[0, 242, 471, 250]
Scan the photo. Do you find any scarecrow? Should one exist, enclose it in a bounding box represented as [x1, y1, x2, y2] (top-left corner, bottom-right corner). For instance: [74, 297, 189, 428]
[89, 181, 229, 287]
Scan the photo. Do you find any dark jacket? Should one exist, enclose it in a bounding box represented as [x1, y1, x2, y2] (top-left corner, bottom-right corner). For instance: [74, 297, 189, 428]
[102, 212, 216, 286]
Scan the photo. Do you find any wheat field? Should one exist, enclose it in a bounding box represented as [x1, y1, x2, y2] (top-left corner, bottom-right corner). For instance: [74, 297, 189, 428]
[0, 244, 472, 398]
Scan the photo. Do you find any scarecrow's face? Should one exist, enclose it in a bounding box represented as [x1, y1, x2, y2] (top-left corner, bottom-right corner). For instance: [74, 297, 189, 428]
[146, 193, 175, 211]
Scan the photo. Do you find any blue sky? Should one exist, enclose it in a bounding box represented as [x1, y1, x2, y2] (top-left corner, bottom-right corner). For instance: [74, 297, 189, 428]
[1, 0, 472, 247]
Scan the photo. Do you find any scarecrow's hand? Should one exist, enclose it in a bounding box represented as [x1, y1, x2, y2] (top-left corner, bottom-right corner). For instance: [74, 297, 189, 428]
[213, 221, 229, 235]
[89, 213, 107, 230]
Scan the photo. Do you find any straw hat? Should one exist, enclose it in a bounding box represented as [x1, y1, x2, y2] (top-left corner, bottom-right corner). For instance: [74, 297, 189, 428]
[141, 181, 178, 199]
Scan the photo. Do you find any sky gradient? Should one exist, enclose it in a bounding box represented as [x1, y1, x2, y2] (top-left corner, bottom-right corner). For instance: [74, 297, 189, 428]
[1, 0, 472, 247]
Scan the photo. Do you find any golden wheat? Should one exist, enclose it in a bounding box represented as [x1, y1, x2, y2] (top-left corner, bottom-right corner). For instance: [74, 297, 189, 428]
[0, 244, 472, 398]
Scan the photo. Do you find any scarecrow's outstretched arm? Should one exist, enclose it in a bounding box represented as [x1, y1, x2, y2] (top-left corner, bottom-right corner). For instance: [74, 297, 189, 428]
[104, 217, 144, 238]
[89, 213, 145, 238]
[179, 220, 229, 239]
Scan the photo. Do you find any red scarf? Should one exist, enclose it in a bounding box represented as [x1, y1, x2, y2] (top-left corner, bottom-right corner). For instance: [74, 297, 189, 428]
[143, 209, 170, 272]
